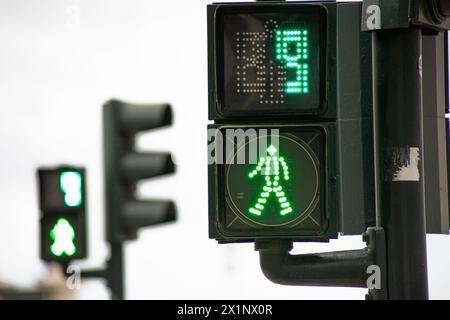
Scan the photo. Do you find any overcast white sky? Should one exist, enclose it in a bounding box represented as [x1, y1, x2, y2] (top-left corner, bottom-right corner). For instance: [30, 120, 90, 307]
[0, 0, 449, 299]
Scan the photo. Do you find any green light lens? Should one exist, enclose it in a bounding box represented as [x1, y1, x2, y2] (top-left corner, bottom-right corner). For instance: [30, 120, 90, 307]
[60, 171, 82, 207]
[49, 218, 76, 257]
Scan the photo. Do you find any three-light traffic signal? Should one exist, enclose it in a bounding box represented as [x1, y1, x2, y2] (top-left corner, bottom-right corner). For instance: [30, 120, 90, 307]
[103, 99, 176, 243]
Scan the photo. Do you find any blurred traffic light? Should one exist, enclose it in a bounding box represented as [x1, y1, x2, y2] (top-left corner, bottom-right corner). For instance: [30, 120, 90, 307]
[103, 99, 176, 243]
[38, 167, 87, 262]
[208, 2, 375, 242]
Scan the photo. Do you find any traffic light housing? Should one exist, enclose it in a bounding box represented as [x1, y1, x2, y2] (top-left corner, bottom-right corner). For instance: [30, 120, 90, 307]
[103, 99, 176, 243]
[209, 124, 337, 241]
[208, 2, 375, 242]
[38, 166, 87, 262]
[208, 2, 336, 121]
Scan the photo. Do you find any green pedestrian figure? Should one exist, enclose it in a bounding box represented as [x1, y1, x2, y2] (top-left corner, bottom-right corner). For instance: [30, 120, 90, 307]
[248, 145, 293, 217]
[50, 218, 76, 257]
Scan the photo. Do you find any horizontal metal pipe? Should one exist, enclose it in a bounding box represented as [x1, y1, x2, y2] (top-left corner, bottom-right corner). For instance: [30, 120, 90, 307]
[256, 240, 373, 288]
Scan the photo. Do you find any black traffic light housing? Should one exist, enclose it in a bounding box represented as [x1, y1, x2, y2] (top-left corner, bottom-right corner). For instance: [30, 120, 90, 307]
[103, 99, 177, 243]
[38, 166, 87, 262]
[208, 124, 338, 242]
[67, 99, 178, 300]
[208, 1, 376, 243]
[208, 2, 337, 121]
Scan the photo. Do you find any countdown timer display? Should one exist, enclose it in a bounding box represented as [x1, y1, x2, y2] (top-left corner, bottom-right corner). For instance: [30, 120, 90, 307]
[221, 128, 326, 237]
[218, 5, 326, 114]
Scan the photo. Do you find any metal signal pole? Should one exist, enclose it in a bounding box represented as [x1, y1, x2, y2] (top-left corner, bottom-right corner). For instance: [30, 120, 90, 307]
[371, 27, 429, 299]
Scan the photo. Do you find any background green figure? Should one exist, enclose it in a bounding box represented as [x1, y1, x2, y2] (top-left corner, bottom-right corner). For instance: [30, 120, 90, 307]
[50, 218, 76, 257]
[248, 145, 293, 217]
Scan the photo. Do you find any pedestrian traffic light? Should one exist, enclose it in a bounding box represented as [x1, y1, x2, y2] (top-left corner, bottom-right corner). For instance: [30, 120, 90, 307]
[208, 2, 375, 242]
[38, 166, 87, 262]
[103, 99, 176, 243]
[212, 125, 336, 240]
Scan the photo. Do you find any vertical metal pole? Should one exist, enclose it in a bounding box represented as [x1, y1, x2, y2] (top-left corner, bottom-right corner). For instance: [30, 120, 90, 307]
[373, 28, 429, 299]
[108, 243, 125, 300]
[445, 33, 450, 213]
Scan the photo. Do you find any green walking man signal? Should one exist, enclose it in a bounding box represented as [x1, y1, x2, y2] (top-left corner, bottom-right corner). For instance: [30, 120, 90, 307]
[50, 218, 76, 257]
[248, 145, 293, 217]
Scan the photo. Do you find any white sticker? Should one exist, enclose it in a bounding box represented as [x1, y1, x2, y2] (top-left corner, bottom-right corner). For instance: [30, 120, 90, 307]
[392, 147, 420, 182]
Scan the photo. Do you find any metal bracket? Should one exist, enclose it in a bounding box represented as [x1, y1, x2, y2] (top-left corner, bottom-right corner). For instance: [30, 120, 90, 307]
[255, 227, 387, 299]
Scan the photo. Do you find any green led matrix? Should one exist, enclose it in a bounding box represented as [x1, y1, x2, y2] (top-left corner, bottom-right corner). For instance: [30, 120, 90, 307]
[275, 29, 310, 94]
[248, 145, 293, 217]
[60, 171, 82, 207]
[49, 218, 76, 257]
